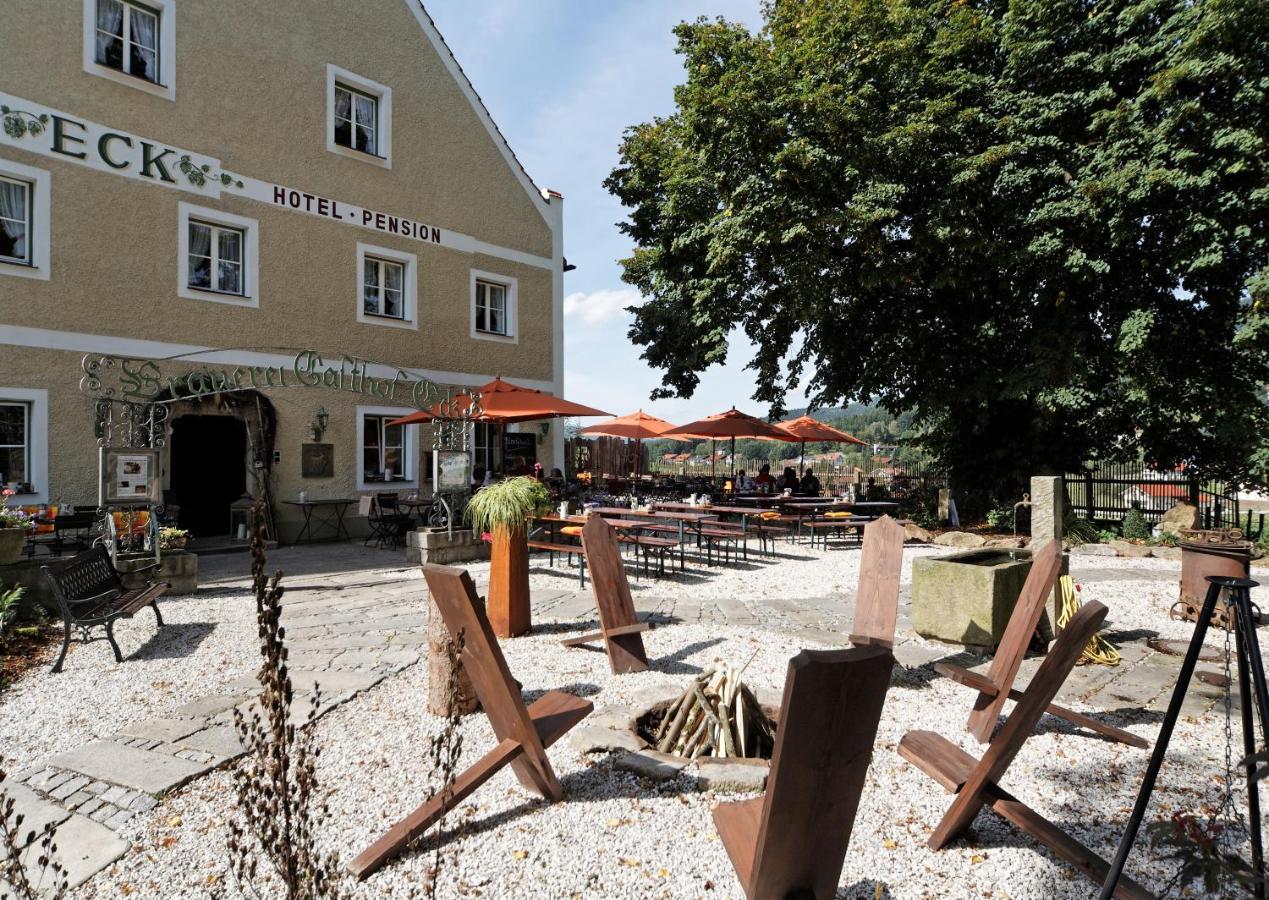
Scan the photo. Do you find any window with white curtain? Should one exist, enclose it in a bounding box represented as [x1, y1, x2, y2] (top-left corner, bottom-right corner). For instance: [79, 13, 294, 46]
[474, 280, 508, 335]
[0, 177, 30, 265]
[187, 219, 244, 295]
[95, 0, 160, 84]
[0, 402, 29, 489]
[334, 84, 378, 156]
[362, 415, 410, 483]
[362, 256, 404, 318]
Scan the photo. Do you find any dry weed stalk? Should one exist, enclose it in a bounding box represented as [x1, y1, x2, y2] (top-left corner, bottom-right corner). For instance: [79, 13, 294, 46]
[0, 759, 67, 899]
[226, 501, 342, 899]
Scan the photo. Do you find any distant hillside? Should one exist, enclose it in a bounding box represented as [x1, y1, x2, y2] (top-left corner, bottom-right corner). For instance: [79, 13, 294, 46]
[778, 402, 875, 423]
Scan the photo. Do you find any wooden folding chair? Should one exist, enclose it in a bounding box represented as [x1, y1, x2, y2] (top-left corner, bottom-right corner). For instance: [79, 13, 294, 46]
[899, 600, 1151, 899]
[350, 564, 593, 879]
[560, 515, 652, 674]
[934, 539, 1147, 748]
[848, 515, 905, 649]
[713, 645, 894, 900]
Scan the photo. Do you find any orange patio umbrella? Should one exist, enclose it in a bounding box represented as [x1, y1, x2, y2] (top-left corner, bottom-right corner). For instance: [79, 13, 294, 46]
[577, 409, 677, 480]
[387, 377, 610, 471]
[770, 415, 866, 470]
[662, 408, 797, 481]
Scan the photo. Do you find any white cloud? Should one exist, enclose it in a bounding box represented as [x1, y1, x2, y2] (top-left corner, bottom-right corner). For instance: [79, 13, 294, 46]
[563, 288, 641, 326]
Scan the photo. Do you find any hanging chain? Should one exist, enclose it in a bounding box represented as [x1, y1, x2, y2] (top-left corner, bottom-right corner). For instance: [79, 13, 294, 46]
[1218, 588, 1241, 871]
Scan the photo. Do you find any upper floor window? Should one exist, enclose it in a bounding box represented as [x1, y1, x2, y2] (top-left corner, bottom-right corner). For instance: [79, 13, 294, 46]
[0, 161, 50, 281]
[0, 177, 30, 266]
[326, 65, 392, 168]
[335, 85, 378, 156]
[475, 280, 507, 335]
[470, 270, 518, 343]
[177, 202, 259, 307]
[83, 0, 175, 99]
[95, 0, 160, 83]
[356, 243, 417, 330]
[188, 219, 244, 296]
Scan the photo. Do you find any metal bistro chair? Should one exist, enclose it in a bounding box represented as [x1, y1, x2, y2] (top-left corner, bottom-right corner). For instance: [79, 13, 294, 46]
[363, 493, 412, 549]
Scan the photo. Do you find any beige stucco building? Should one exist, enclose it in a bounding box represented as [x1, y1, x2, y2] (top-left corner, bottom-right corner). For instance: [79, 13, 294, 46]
[0, 0, 566, 541]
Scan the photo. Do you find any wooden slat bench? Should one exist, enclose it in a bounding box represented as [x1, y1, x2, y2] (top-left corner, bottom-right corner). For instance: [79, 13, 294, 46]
[41, 545, 167, 673]
[526, 539, 586, 587]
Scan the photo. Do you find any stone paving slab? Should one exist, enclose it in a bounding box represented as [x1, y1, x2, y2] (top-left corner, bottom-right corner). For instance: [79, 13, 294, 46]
[1, 781, 73, 849]
[47, 742, 213, 794]
[169, 694, 249, 720]
[117, 717, 206, 744]
[173, 724, 245, 759]
[20, 813, 128, 890]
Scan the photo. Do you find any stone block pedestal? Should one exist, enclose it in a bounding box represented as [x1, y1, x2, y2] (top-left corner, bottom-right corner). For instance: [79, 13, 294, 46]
[405, 528, 490, 565]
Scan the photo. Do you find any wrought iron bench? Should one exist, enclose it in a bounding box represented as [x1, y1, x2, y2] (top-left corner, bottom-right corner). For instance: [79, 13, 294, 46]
[41, 546, 168, 673]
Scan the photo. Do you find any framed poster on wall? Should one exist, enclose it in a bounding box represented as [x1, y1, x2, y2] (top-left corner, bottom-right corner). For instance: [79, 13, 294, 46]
[99, 447, 162, 506]
[434, 450, 471, 494]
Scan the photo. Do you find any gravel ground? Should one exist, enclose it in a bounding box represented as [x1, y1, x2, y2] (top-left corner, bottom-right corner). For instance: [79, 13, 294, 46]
[0, 588, 258, 771]
[72, 617, 1250, 899]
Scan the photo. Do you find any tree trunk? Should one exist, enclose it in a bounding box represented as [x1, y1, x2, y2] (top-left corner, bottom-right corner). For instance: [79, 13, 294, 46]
[487, 522, 531, 638]
[426, 586, 479, 716]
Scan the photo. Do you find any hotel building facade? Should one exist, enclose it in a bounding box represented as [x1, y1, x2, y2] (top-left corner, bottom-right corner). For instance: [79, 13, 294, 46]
[0, 0, 565, 540]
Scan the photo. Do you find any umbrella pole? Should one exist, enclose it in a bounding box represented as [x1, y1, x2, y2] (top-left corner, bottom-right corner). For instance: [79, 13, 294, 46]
[800, 440, 806, 472]
[731, 436, 736, 482]
[711, 439, 717, 483]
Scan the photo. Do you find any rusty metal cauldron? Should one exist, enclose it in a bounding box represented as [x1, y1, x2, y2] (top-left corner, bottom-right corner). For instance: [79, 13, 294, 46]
[1171, 528, 1257, 628]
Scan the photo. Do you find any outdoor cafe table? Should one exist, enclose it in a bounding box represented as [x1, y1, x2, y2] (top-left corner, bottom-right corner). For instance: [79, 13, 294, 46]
[283, 498, 354, 544]
[587, 507, 721, 566]
[654, 503, 771, 558]
[531, 515, 683, 576]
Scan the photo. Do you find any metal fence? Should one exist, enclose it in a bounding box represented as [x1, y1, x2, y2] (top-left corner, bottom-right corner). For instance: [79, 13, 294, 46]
[1063, 464, 1251, 532]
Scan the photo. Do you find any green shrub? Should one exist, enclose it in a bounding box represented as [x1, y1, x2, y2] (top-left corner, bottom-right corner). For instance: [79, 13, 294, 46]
[1064, 514, 1100, 545]
[0, 585, 21, 641]
[985, 506, 1015, 531]
[465, 477, 552, 534]
[1121, 507, 1151, 540]
[1097, 528, 1119, 544]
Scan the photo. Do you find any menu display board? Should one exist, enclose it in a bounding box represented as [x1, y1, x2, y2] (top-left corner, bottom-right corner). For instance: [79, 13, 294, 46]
[100, 448, 162, 506]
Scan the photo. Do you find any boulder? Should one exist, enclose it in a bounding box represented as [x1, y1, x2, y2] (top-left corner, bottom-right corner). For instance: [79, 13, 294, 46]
[1071, 543, 1117, 557]
[613, 750, 688, 782]
[1158, 502, 1199, 536]
[933, 531, 987, 549]
[694, 757, 770, 792]
[1152, 546, 1182, 561]
[903, 523, 933, 544]
[1110, 539, 1153, 559]
[984, 536, 1028, 550]
[568, 725, 646, 754]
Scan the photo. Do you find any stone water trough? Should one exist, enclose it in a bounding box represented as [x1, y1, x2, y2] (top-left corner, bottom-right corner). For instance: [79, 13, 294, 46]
[912, 547, 1033, 648]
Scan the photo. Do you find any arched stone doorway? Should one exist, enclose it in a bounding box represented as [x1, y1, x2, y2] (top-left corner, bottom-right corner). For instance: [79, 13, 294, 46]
[158, 390, 277, 539]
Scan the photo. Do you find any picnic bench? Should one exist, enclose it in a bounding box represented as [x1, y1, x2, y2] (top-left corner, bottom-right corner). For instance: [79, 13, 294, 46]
[713, 645, 894, 899]
[561, 515, 652, 673]
[899, 600, 1151, 898]
[350, 563, 593, 879]
[41, 545, 168, 674]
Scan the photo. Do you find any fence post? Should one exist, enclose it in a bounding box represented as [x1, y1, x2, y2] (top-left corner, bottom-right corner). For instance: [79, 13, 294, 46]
[1084, 470, 1095, 521]
[1188, 476, 1200, 507]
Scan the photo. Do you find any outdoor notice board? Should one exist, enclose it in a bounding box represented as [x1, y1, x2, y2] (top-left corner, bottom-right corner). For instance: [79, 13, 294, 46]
[100, 447, 162, 506]
[434, 450, 471, 493]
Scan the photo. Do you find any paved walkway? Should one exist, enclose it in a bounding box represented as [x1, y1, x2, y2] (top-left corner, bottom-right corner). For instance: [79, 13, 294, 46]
[1, 542, 1243, 891]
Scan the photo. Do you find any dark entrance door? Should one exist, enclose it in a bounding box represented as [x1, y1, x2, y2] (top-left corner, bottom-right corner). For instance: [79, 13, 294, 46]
[170, 415, 248, 537]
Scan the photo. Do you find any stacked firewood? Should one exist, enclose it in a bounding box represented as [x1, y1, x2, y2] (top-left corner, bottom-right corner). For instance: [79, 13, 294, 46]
[654, 666, 774, 759]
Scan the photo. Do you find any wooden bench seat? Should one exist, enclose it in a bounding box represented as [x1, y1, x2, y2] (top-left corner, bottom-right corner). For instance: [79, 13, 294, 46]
[41, 545, 168, 673]
[526, 539, 586, 587]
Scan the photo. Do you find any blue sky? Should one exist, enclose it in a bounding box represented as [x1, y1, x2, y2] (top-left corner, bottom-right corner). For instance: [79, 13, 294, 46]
[426, 0, 808, 425]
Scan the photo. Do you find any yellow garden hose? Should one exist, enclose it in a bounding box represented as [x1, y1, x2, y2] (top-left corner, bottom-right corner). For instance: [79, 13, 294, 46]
[1057, 575, 1121, 666]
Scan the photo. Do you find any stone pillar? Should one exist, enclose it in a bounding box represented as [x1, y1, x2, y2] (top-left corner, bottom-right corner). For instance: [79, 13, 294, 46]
[1030, 475, 1067, 640]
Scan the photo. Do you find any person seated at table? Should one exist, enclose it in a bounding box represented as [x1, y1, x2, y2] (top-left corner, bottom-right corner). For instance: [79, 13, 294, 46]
[799, 467, 821, 495]
[471, 466, 486, 490]
[482, 470, 497, 488]
[776, 466, 799, 492]
[753, 464, 776, 491]
[511, 456, 531, 477]
[735, 470, 756, 491]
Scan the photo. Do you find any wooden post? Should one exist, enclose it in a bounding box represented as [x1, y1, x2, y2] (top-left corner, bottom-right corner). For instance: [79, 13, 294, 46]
[487, 522, 531, 637]
[426, 587, 479, 716]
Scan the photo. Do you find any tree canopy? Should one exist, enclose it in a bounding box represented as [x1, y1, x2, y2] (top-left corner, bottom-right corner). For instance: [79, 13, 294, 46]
[606, 0, 1269, 500]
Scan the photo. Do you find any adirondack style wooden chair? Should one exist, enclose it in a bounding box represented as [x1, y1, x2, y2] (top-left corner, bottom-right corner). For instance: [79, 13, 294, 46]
[560, 515, 652, 674]
[713, 645, 894, 900]
[350, 563, 594, 880]
[899, 600, 1152, 899]
[848, 515, 906, 649]
[934, 539, 1147, 748]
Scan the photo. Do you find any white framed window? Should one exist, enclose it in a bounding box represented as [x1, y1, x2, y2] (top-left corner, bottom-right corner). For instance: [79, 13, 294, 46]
[177, 202, 259, 307]
[82, 0, 176, 101]
[356, 407, 417, 490]
[0, 388, 48, 504]
[355, 242, 418, 330]
[473, 422, 499, 474]
[326, 65, 392, 168]
[470, 270, 518, 343]
[0, 160, 50, 281]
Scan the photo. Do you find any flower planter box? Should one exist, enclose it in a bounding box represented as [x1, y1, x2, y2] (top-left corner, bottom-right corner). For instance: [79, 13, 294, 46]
[117, 550, 199, 595]
[912, 547, 1034, 649]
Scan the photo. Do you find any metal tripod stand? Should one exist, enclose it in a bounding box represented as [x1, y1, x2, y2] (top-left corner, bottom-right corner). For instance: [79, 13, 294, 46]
[1101, 574, 1267, 898]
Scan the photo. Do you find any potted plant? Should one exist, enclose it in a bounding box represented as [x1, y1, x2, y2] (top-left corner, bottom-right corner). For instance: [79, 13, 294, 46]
[465, 477, 551, 637]
[0, 490, 33, 566]
[159, 526, 190, 551]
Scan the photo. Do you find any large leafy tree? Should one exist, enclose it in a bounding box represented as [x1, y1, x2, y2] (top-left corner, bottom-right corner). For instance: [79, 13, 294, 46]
[606, 0, 1269, 503]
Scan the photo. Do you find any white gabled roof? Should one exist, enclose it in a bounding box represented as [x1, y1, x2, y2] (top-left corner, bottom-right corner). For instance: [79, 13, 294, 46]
[404, 1, 557, 226]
